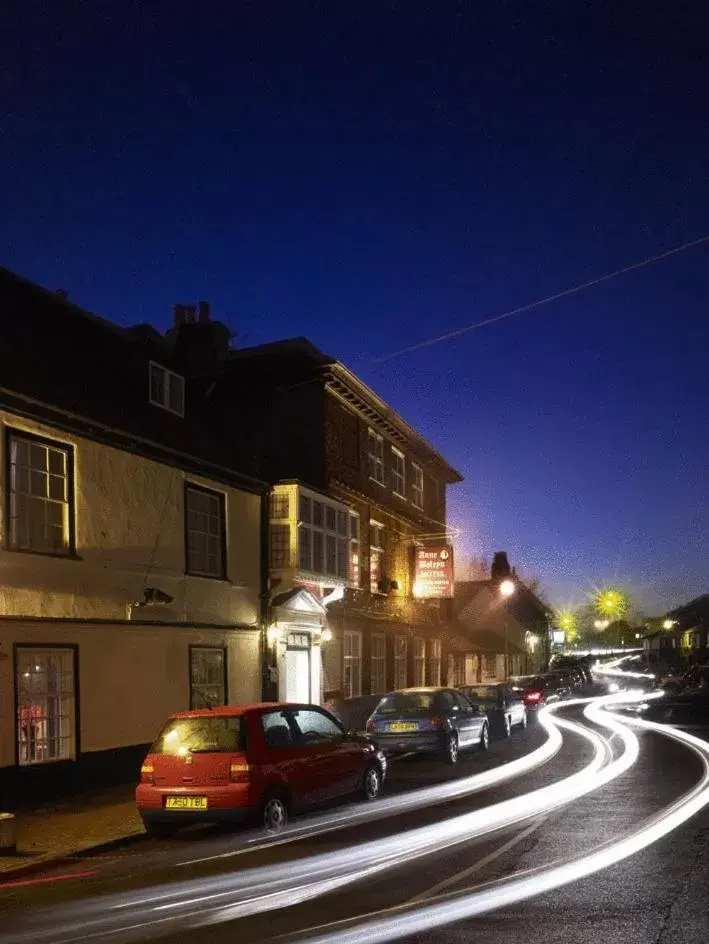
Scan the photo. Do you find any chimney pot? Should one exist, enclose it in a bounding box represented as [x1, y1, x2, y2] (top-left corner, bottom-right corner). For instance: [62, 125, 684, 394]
[198, 301, 211, 323]
[173, 304, 186, 327]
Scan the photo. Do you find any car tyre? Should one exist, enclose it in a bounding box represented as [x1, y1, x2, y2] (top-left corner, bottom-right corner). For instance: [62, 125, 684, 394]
[260, 789, 289, 834]
[443, 732, 459, 765]
[361, 764, 382, 802]
[144, 821, 178, 840]
[480, 723, 490, 751]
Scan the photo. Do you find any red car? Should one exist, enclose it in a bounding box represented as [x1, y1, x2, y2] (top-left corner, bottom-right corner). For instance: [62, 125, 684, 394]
[136, 702, 386, 836]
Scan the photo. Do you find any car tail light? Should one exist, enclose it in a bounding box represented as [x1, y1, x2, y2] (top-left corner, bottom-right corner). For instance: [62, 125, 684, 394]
[429, 716, 445, 729]
[525, 691, 542, 703]
[140, 763, 155, 784]
[230, 763, 252, 783]
[366, 719, 376, 732]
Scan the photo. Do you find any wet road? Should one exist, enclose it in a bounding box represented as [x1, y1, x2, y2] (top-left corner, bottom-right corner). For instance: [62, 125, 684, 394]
[2, 697, 708, 944]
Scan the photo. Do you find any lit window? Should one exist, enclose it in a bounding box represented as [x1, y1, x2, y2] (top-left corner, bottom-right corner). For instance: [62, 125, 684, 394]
[349, 512, 360, 587]
[343, 631, 362, 698]
[391, 448, 406, 497]
[368, 429, 385, 485]
[371, 633, 387, 694]
[296, 490, 352, 579]
[149, 362, 185, 416]
[413, 637, 425, 686]
[412, 463, 424, 509]
[185, 485, 226, 578]
[189, 647, 226, 709]
[428, 638, 442, 686]
[16, 648, 76, 766]
[394, 636, 408, 689]
[483, 654, 497, 678]
[270, 523, 291, 568]
[7, 431, 74, 555]
[370, 521, 385, 593]
[270, 492, 290, 519]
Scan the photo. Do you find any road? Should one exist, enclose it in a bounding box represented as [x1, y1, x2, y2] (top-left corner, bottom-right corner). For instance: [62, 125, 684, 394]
[1, 696, 708, 944]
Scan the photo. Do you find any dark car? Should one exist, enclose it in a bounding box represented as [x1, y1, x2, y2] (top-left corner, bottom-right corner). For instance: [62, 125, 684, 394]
[366, 688, 489, 763]
[509, 675, 563, 711]
[458, 683, 527, 738]
[640, 689, 709, 727]
[544, 670, 575, 698]
[136, 703, 386, 836]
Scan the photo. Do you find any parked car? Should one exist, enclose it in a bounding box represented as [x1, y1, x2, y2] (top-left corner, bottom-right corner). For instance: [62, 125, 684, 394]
[544, 670, 576, 698]
[458, 683, 527, 738]
[366, 688, 489, 763]
[136, 703, 386, 836]
[640, 689, 709, 727]
[509, 675, 563, 711]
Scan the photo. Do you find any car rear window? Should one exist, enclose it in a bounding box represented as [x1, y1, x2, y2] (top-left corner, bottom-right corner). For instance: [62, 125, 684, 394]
[375, 692, 437, 714]
[511, 677, 544, 689]
[151, 716, 245, 755]
[465, 686, 499, 699]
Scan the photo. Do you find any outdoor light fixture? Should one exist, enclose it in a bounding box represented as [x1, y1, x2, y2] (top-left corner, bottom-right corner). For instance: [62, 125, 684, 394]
[321, 627, 333, 643]
[663, 619, 676, 631]
[266, 625, 282, 645]
[499, 579, 516, 598]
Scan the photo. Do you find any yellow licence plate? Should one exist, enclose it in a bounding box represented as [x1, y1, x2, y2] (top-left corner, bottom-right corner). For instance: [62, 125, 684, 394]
[388, 722, 417, 732]
[165, 796, 208, 810]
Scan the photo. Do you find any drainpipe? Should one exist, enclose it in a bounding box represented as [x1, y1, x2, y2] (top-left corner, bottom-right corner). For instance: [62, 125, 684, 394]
[259, 488, 273, 702]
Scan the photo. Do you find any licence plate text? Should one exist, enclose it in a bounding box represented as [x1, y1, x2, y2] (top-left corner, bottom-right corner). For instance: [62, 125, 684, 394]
[165, 796, 208, 810]
[388, 722, 417, 732]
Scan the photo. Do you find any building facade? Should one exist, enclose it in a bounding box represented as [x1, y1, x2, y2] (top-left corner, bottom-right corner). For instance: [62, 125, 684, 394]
[0, 270, 266, 805]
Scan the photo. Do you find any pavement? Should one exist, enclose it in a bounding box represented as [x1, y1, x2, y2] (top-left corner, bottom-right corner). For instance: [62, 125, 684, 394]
[0, 784, 143, 878]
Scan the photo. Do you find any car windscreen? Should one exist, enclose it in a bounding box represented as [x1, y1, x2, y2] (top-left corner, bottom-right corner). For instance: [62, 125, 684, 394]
[151, 716, 245, 755]
[463, 686, 499, 700]
[374, 692, 437, 714]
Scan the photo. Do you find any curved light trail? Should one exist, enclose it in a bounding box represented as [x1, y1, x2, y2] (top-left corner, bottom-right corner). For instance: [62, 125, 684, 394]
[283, 703, 709, 944]
[1, 696, 627, 944]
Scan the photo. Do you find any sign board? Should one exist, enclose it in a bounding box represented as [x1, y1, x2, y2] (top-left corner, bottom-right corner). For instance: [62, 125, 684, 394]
[414, 545, 454, 599]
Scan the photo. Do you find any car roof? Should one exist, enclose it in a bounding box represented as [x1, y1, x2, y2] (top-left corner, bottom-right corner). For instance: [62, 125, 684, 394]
[168, 702, 317, 720]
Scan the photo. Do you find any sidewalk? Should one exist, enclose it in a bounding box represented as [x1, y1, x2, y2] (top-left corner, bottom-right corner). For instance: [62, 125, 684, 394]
[0, 784, 145, 877]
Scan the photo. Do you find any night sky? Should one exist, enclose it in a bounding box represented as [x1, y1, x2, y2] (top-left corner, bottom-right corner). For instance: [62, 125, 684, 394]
[3, 3, 708, 615]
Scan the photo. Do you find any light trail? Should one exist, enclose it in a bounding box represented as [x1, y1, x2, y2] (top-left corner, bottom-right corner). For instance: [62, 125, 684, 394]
[279, 702, 709, 944]
[0, 697, 623, 944]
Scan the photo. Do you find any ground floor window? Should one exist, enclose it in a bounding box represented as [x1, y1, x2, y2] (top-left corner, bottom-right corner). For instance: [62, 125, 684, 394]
[189, 646, 227, 709]
[428, 638, 442, 685]
[16, 646, 76, 766]
[394, 636, 408, 690]
[413, 637, 426, 686]
[343, 631, 362, 698]
[370, 633, 387, 694]
[482, 654, 497, 678]
[450, 653, 467, 687]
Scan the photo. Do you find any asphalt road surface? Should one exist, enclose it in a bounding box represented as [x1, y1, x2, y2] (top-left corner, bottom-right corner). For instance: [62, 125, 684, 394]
[2, 696, 708, 944]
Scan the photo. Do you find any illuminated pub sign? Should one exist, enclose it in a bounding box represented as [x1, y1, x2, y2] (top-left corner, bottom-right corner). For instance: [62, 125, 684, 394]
[413, 545, 454, 599]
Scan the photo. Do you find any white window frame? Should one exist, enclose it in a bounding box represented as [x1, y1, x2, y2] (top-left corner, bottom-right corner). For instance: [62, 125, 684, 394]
[189, 646, 227, 709]
[16, 647, 76, 766]
[184, 484, 226, 578]
[413, 637, 425, 686]
[270, 523, 291, 568]
[391, 447, 406, 498]
[343, 631, 362, 698]
[394, 636, 408, 690]
[149, 361, 185, 417]
[297, 489, 350, 580]
[368, 429, 385, 485]
[428, 638, 442, 686]
[349, 512, 360, 587]
[370, 633, 387, 694]
[411, 463, 424, 509]
[370, 520, 385, 593]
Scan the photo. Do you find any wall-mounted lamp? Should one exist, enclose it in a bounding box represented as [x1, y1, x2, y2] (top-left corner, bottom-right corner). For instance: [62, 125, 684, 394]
[321, 627, 333, 643]
[266, 625, 282, 646]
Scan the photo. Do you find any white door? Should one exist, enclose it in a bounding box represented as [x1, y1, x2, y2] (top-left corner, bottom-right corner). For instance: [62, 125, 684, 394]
[283, 649, 311, 703]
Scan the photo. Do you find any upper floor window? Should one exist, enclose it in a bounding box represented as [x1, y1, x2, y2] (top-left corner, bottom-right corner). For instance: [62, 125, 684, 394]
[185, 484, 226, 578]
[391, 447, 406, 497]
[7, 430, 74, 555]
[297, 492, 349, 580]
[368, 429, 385, 485]
[149, 362, 185, 417]
[411, 463, 424, 509]
[370, 520, 385, 593]
[349, 512, 360, 587]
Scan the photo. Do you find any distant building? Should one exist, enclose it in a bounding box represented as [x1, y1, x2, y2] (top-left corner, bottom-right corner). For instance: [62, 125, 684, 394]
[0, 270, 266, 805]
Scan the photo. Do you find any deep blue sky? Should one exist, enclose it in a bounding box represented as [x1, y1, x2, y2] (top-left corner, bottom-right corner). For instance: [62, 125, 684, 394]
[3, 2, 708, 614]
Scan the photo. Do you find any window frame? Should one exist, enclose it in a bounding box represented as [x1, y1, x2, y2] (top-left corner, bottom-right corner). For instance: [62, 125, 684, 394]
[369, 519, 385, 594]
[295, 489, 351, 580]
[428, 638, 442, 686]
[394, 635, 408, 690]
[184, 482, 227, 580]
[349, 511, 360, 587]
[391, 447, 406, 498]
[411, 462, 424, 509]
[343, 630, 362, 698]
[188, 645, 228, 710]
[149, 361, 185, 417]
[370, 632, 387, 694]
[413, 636, 426, 687]
[14, 643, 79, 766]
[5, 427, 76, 557]
[367, 428, 385, 486]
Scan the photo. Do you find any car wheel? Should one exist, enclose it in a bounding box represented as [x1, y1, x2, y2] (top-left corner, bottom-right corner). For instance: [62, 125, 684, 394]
[261, 789, 289, 834]
[480, 723, 490, 751]
[144, 821, 177, 840]
[361, 764, 382, 802]
[503, 715, 512, 738]
[443, 732, 459, 765]
[521, 709, 528, 730]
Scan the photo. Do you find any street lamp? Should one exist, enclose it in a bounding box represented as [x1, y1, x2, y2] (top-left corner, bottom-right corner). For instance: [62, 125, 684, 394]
[663, 619, 677, 631]
[594, 620, 610, 631]
[499, 580, 515, 679]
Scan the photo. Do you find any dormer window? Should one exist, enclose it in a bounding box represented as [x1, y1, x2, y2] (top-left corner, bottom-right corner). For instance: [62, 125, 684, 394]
[149, 362, 185, 416]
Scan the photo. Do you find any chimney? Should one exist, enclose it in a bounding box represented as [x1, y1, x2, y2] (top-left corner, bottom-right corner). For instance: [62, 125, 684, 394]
[198, 301, 211, 323]
[491, 551, 512, 581]
[184, 304, 197, 324]
[55, 289, 69, 301]
[173, 304, 186, 327]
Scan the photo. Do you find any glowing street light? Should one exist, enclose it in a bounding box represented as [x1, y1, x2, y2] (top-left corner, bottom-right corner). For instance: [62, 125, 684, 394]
[594, 620, 610, 631]
[662, 619, 677, 631]
[500, 579, 516, 599]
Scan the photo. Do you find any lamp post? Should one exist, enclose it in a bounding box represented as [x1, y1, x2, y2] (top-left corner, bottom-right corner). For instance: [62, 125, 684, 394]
[500, 579, 516, 679]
